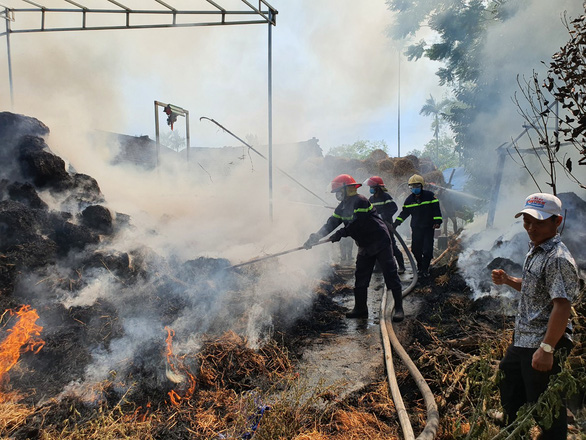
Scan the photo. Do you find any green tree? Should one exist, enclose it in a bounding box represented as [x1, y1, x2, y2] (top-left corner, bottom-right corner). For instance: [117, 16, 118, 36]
[328, 139, 389, 160]
[386, 0, 508, 185]
[410, 135, 458, 171]
[419, 94, 456, 164]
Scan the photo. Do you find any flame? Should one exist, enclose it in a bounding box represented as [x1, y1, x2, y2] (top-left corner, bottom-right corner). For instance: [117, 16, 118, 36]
[0, 305, 45, 383]
[164, 326, 197, 406]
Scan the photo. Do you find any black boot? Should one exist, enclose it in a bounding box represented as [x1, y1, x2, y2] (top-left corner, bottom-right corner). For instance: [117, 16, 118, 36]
[392, 289, 404, 322]
[346, 287, 368, 318]
[396, 253, 406, 274]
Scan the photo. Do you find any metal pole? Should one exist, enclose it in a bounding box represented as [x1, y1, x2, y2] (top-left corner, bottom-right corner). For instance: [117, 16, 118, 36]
[5, 8, 14, 109]
[268, 10, 273, 222]
[154, 101, 160, 168]
[185, 110, 190, 163]
[397, 51, 401, 158]
[486, 144, 507, 228]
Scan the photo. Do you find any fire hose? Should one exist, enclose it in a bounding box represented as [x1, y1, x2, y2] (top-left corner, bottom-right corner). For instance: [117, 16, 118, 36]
[225, 239, 331, 270]
[381, 230, 439, 439]
[224, 230, 440, 438]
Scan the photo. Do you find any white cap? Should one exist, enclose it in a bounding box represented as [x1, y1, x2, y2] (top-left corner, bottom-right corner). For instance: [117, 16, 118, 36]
[515, 193, 562, 220]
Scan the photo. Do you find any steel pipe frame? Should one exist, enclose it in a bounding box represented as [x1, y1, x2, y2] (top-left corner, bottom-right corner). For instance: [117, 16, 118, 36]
[2, 2, 276, 34]
[2, 0, 277, 219]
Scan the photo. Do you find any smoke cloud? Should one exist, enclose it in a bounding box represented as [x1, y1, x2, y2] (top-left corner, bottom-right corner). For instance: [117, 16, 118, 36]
[2, 0, 586, 401]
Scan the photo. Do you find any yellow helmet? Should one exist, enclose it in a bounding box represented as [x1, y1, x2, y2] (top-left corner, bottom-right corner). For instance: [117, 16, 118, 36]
[408, 174, 425, 186]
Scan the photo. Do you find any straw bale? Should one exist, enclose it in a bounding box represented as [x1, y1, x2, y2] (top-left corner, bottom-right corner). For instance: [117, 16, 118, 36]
[377, 158, 395, 173]
[366, 149, 388, 162]
[392, 157, 417, 179]
[404, 154, 420, 169]
[418, 156, 437, 174]
[423, 170, 445, 186]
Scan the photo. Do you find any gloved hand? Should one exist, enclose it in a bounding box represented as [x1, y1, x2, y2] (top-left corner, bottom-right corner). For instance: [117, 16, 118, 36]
[303, 233, 320, 249]
[433, 223, 441, 229]
[329, 230, 343, 243]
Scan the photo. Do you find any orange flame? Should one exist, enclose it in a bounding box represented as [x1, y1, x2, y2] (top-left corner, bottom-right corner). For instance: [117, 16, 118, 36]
[0, 305, 45, 382]
[164, 326, 197, 406]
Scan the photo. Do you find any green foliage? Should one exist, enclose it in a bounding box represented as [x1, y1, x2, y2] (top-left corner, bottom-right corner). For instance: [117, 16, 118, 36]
[488, 367, 585, 440]
[419, 94, 459, 169]
[386, 0, 509, 186]
[409, 136, 459, 170]
[328, 139, 389, 160]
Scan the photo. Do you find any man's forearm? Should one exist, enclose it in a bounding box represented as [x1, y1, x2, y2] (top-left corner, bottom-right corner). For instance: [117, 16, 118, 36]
[505, 275, 522, 291]
[543, 299, 572, 347]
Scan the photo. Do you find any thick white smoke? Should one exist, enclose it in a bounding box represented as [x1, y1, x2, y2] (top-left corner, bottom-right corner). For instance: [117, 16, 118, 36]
[456, 1, 586, 300]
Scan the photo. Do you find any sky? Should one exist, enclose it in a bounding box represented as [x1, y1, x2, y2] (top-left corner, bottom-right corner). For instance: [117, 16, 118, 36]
[0, 0, 444, 156]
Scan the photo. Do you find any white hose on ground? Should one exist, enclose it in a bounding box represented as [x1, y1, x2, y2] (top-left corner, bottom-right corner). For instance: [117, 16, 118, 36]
[380, 288, 415, 439]
[379, 230, 439, 439]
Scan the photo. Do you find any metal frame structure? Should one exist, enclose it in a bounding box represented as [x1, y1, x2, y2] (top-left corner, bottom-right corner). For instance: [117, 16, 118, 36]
[1, 0, 278, 219]
[154, 100, 190, 166]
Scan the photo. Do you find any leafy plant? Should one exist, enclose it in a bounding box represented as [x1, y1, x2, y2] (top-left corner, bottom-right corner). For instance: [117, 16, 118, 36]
[328, 140, 389, 160]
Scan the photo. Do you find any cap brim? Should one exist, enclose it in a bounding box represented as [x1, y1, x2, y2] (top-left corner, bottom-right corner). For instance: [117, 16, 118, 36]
[514, 208, 553, 220]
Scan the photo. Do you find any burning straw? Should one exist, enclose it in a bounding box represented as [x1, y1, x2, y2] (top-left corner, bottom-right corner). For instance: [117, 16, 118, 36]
[0, 305, 44, 388]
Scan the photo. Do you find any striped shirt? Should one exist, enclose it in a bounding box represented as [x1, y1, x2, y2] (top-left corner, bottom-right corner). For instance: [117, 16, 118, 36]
[514, 234, 579, 348]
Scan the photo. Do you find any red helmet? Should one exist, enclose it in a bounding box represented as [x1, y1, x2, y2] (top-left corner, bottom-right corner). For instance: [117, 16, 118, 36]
[363, 176, 385, 187]
[329, 174, 361, 192]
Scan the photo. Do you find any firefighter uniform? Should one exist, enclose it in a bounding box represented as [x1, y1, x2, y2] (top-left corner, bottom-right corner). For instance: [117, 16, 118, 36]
[369, 191, 406, 272]
[308, 192, 403, 319]
[305, 174, 404, 321]
[394, 189, 442, 277]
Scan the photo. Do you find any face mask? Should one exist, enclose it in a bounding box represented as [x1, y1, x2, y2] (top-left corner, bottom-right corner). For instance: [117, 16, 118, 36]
[411, 187, 422, 195]
[369, 187, 376, 194]
[335, 190, 345, 201]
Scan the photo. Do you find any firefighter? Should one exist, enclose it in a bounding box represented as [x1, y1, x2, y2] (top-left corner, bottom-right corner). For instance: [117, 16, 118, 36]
[363, 176, 406, 274]
[393, 174, 442, 279]
[304, 174, 404, 321]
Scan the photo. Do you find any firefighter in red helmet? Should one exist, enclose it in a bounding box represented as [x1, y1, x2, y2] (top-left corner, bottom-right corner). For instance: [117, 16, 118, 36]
[363, 176, 406, 274]
[304, 174, 404, 321]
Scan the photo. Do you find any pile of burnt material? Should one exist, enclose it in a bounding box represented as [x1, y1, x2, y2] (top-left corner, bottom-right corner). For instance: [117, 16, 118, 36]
[0, 112, 111, 301]
[0, 112, 243, 404]
[458, 191, 586, 306]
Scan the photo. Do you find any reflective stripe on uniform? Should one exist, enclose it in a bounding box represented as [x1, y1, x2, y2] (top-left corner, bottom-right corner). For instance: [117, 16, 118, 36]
[403, 199, 439, 209]
[354, 205, 373, 214]
[371, 200, 392, 206]
[333, 213, 353, 221]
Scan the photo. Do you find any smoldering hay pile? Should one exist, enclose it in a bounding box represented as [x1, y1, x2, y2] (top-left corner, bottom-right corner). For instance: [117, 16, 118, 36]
[0, 111, 322, 409]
